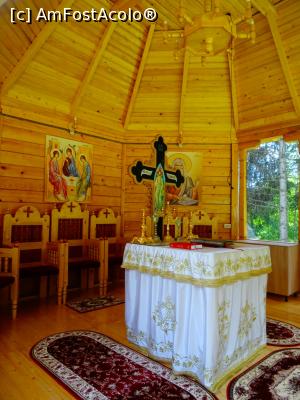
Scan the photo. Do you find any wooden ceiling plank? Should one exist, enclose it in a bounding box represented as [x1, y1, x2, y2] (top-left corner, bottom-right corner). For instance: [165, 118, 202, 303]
[70, 22, 116, 117]
[179, 48, 190, 138]
[124, 23, 155, 129]
[1, 0, 75, 99]
[267, 13, 300, 117]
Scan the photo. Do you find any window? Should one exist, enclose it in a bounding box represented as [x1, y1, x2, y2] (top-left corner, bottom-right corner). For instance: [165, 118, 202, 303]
[246, 139, 299, 242]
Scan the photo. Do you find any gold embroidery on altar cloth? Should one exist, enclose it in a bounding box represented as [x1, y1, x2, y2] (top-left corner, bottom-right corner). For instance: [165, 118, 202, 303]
[238, 302, 257, 339]
[152, 296, 177, 334]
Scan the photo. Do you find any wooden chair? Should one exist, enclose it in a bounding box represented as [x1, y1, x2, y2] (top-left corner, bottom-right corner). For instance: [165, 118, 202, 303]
[3, 206, 67, 305]
[182, 210, 218, 239]
[0, 247, 20, 319]
[90, 208, 125, 284]
[51, 202, 108, 299]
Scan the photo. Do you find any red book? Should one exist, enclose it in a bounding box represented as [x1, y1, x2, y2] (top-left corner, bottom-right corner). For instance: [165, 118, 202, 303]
[170, 242, 203, 250]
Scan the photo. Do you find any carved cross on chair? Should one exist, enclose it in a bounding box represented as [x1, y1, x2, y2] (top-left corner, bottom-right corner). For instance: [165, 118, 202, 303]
[103, 209, 111, 218]
[198, 211, 206, 220]
[68, 202, 75, 213]
[24, 206, 34, 218]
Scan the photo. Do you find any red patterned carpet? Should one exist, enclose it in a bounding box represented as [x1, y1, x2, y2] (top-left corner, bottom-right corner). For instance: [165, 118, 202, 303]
[67, 295, 124, 313]
[267, 318, 300, 346]
[227, 348, 300, 400]
[31, 330, 218, 400]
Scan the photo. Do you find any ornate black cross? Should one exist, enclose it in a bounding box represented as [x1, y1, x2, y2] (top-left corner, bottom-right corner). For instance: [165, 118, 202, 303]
[24, 206, 34, 218]
[131, 136, 184, 239]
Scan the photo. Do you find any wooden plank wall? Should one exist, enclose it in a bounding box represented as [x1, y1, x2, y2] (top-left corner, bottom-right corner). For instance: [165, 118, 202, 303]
[124, 142, 233, 241]
[0, 116, 123, 242]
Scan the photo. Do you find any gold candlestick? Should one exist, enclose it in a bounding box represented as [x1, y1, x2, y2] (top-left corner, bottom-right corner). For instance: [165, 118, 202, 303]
[186, 211, 198, 241]
[131, 209, 153, 244]
[164, 202, 173, 243]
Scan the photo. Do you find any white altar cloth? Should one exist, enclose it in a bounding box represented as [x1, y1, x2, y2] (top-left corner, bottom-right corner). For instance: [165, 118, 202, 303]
[122, 243, 271, 390]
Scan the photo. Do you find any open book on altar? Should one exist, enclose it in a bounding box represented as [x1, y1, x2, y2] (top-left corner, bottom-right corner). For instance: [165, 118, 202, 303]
[170, 242, 203, 250]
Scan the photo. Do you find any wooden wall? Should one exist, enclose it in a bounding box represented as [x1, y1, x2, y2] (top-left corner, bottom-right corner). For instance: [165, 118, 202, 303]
[0, 115, 123, 242]
[124, 142, 234, 241]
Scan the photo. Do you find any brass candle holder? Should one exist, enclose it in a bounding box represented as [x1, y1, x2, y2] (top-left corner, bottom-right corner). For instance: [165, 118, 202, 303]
[131, 209, 153, 244]
[163, 202, 174, 243]
[185, 211, 198, 241]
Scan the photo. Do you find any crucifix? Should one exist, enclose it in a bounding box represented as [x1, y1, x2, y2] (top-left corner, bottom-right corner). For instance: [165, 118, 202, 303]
[131, 136, 184, 239]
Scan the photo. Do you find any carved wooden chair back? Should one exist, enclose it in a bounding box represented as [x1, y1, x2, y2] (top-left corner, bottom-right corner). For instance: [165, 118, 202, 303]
[90, 208, 124, 283]
[51, 201, 108, 298]
[182, 210, 218, 239]
[3, 206, 67, 304]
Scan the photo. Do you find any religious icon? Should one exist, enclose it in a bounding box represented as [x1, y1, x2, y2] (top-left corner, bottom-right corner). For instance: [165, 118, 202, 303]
[166, 152, 202, 206]
[45, 136, 93, 202]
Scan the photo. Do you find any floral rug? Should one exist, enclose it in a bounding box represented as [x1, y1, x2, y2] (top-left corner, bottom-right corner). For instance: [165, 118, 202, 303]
[227, 348, 300, 399]
[31, 330, 218, 400]
[67, 295, 124, 313]
[267, 318, 300, 346]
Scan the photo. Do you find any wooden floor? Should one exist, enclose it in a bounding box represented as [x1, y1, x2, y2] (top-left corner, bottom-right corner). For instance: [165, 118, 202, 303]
[0, 286, 299, 400]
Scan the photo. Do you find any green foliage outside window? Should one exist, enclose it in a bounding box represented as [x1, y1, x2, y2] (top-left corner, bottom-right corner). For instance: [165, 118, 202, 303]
[247, 140, 299, 242]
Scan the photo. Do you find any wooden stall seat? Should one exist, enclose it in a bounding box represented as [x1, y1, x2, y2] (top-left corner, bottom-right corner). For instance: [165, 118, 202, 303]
[51, 202, 108, 299]
[3, 206, 67, 305]
[182, 210, 218, 240]
[90, 208, 125, 285]
[0, 247, 20, 319]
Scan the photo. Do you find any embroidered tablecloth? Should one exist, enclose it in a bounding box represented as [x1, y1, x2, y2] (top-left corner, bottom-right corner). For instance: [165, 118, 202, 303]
[123, 243, 271, 390]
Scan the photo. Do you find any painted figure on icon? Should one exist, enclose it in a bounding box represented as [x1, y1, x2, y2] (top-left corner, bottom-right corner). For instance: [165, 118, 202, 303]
[76, 155, 91, 201]
[63, 148, 79, 177]
[49, 150, 68, 201]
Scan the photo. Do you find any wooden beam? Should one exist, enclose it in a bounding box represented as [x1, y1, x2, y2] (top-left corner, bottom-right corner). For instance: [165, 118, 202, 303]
[231, 143, 239, 239]
[1, 0, 75, 99]
[178, 48, 190, 141]
[251, 0, 276, 17]
[70, 23, 116, 117]
[124, 23, 155, 130]
[238, 148, 248, 239]
[227, 44, 239, 131]
[267, 14, 300, 117]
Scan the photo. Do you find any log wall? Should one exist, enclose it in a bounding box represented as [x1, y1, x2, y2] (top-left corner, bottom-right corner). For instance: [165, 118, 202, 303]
[0, 116, 123, 242]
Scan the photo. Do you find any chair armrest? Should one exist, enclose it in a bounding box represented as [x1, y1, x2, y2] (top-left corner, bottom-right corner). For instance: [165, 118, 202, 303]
[46, 241, 68, 267]
[0, 247, 20, 277]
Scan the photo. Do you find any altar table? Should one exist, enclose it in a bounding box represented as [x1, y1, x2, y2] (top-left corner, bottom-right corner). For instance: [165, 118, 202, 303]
[122, 243, 271, 390]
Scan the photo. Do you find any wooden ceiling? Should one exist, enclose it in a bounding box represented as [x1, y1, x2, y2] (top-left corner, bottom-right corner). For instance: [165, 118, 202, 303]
[0, 0, 299, 144]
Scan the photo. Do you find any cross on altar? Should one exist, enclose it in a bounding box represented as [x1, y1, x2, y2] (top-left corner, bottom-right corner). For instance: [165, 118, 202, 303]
[24, 206, 34, 218]
[68, 202, 75, 212]
[131, 136, 184, 238]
